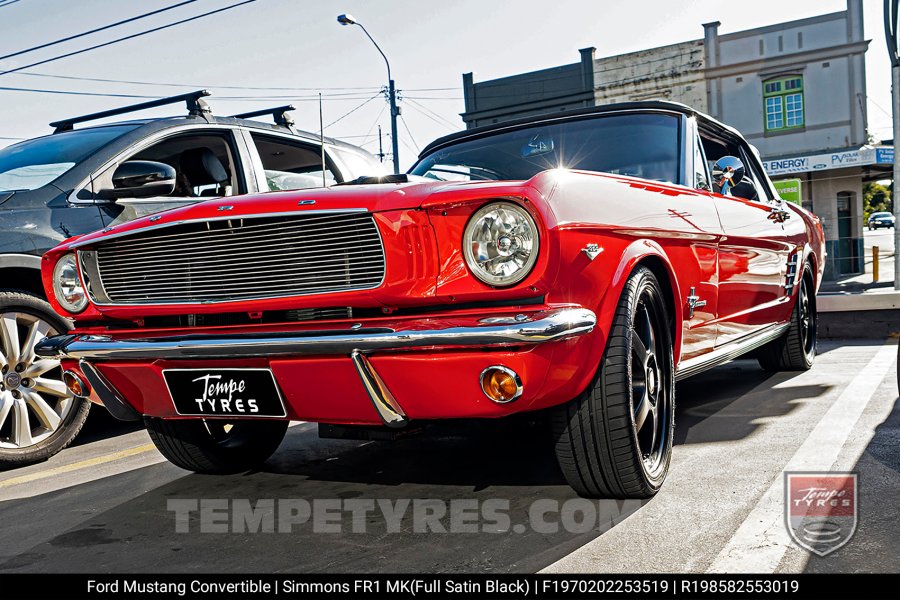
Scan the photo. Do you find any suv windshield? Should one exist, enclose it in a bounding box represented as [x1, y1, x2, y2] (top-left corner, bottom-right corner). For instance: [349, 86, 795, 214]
[410, 112, 681, 184]
[0, 125, 134, 192]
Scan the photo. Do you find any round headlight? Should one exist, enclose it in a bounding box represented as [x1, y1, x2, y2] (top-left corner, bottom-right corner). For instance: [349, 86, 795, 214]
[52, 253, 87, 313]
[462, 201, 540, 286]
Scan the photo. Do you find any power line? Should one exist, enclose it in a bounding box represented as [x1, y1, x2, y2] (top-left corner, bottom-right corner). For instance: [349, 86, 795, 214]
[0, 1, 199, 62]
[0, 83, 389, 101]
[16, 71, 383, 92]
[14, 70, 456, 94]
[360, 103, 387, 147]
[404, 98, 459, 130]
[0, 0, 24, 9]
[399, 114, 420, 152]
[324, 93, 382, 129]
[0, 0, 258, 77]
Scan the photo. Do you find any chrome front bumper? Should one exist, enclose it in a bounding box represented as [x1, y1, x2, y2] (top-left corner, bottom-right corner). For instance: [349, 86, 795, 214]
[34, 307, 597, 361]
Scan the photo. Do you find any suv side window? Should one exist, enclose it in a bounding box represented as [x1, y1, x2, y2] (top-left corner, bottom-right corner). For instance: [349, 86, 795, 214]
[117, 131, 241, 198]
[250, 133, 338, 191]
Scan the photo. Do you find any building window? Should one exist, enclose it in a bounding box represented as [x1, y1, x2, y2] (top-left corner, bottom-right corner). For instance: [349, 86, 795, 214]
[763, 75, 804, 132]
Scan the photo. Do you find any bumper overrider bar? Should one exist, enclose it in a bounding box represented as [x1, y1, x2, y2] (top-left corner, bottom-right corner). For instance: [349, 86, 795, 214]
[35, 307, 596, 427]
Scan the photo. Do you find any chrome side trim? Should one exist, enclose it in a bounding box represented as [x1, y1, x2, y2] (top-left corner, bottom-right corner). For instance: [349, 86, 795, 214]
[35, 307, 597, 361]
[675, 322, 789, 381]
[78, 360, 142, 422]
[0, 253, 41, 270]
[351, 351, 408, 428]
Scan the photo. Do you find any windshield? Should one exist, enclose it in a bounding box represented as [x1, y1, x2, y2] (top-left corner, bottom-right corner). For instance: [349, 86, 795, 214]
[0, 125, 134, 192]
[410, 112, 681, 185]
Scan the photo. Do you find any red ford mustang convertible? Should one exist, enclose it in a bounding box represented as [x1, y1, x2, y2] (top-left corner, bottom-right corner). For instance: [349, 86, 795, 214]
[34, 102, 823, 498]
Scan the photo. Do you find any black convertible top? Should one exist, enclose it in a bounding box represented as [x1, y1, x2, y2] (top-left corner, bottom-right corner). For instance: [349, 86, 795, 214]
[418, 100, 745, 158]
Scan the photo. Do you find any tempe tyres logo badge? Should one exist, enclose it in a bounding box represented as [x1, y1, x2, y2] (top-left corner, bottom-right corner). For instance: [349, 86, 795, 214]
[785, 472, 857, 556]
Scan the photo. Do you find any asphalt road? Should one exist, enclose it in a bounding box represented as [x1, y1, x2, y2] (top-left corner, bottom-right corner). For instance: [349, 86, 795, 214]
[0, 339, 897, 574]
[864, 227, 895, 257]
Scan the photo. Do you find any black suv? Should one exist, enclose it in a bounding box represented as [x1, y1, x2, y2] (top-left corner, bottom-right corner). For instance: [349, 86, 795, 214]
[0, 90, 384, 466]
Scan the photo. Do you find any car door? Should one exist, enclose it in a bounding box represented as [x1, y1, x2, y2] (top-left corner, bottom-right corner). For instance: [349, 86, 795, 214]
[242, 130, 342, 192]
[701, 132, 795, 347]
[675, 125, 722, 364]
[93, 127, 250, 226]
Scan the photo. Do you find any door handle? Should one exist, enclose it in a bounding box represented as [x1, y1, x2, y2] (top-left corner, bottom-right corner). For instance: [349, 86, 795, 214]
[768, 206, 791, 223]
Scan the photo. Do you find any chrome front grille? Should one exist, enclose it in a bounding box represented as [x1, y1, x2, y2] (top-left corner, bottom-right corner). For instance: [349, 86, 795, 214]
[84, 211, 386, 304]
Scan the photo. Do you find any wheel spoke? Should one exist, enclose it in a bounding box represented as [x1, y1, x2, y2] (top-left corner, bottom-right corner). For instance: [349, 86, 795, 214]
[632, 331, 649, 367]
[12, 398, 33, 447]
[634, 390, 651, 431]
[20, 319, 51, 366]
[32, 377, 70, 398]
[0, 313, 20, 367]
[0, 391, 12, 430]
[640, 303, 656, 355]
[24, 359, 61, 379]
[25, 391, 60, 431]
[647, 401, 659, 457]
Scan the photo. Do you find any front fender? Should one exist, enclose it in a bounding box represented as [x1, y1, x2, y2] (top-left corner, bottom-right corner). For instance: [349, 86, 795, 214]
[603, 239, 683, 363]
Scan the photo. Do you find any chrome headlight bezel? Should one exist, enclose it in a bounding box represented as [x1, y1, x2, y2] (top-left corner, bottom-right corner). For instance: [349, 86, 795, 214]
[52, 253, 88, 313]
[462, 201, 540, 287]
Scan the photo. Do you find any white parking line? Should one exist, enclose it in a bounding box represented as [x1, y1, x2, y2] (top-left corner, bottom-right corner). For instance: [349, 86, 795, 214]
[707, 341, 897, 573]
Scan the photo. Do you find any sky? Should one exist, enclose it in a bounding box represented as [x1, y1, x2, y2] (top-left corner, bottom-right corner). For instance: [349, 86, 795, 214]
[0, 0, 894, 169]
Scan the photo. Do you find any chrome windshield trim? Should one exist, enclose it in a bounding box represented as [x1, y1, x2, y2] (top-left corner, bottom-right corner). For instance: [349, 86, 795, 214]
[35, 307, 596, 361]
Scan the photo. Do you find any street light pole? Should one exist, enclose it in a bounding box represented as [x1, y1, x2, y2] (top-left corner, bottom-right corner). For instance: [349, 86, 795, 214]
[338, 13, 400, 174]
[886, 0, 900, 289]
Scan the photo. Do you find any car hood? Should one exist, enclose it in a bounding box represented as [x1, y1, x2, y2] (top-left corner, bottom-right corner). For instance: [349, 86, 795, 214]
[65, 179, 541, 248]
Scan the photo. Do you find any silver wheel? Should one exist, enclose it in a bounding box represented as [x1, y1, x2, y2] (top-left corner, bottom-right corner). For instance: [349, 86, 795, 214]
[0, 312, 73, 450]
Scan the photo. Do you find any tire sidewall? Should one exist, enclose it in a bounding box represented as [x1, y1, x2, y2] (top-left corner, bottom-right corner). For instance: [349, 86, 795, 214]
[606, 268, 675, 492]
[0, 290, 90, 466]
[798, 268, 817, 368]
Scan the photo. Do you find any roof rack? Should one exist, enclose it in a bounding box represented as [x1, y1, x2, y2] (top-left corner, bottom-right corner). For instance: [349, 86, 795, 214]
[231, 104, 295, 129]
[49, 89, 212, 134]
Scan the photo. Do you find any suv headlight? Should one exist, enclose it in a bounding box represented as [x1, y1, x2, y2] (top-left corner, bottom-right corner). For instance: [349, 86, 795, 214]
[52, 253, 87, 313]
[462, 201, 539, 286]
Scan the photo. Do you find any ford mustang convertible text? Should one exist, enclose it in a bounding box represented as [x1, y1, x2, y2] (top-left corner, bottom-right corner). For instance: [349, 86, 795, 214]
[34, 101, 824, 498]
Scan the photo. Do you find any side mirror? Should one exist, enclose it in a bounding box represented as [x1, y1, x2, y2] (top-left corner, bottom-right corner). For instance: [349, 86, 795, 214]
[712, 156, 745, 195]
[100, 160, 176, 199]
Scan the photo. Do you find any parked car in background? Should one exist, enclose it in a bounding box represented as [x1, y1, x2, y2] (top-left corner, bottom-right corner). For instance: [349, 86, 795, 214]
[36, 101, 823, 498]
[0, 90, 383, 466]
[867, 211, 895, 229]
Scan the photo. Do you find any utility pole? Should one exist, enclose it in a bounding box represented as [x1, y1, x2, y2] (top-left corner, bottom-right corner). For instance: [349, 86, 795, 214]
[338, 13, 401, 174]
[388, 79, 400, 174]
[886, 0, 900, 289]
[377, 124, 384, 163]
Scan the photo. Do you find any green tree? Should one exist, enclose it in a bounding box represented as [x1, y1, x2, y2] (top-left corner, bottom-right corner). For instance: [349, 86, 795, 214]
[863, 182, 892, 223]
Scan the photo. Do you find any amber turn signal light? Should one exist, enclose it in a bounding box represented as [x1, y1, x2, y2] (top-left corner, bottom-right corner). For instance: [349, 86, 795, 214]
[63, 371, 90, 398]
[480, 366, 523, 403]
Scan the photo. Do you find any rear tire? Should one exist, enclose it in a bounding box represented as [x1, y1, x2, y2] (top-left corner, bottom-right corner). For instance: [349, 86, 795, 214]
[757, 266, 816, 372]
[145, 417, 288, 474]
[552, 266, 675, 499]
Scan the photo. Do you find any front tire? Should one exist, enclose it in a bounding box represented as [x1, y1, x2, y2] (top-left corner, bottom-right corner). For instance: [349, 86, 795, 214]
[552, 267, 675, 499]
[0, 291, 90, 467]
[145, 417, 288, 474]
[757, 266, 816, 372]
